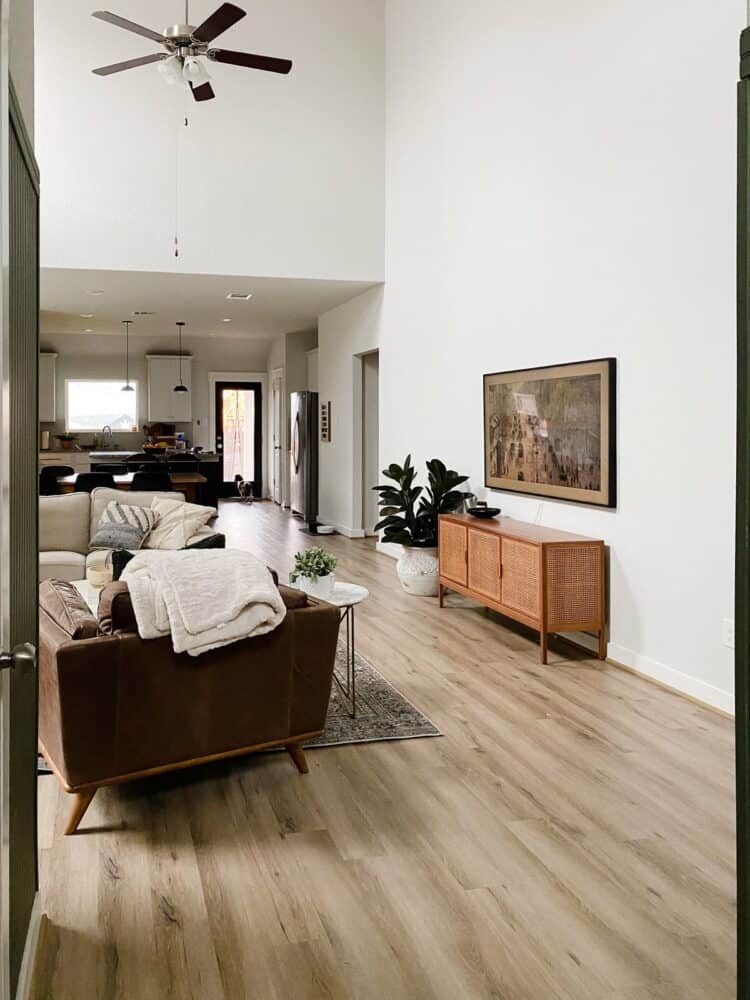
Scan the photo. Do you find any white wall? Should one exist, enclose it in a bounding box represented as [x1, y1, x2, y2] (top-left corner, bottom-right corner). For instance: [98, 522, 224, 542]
[318, 286, 382, 534]
[35, 0, 384, 281]
[11, 0, 34, 139]
[40, 332, 268, 452]
[306, 348, 319, 391]
[319, 0, 741, 711]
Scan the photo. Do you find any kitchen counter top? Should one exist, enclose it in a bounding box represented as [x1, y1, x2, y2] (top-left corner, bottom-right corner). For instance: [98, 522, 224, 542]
[42, 450, 220, 462]
[87, 451, 221, 462]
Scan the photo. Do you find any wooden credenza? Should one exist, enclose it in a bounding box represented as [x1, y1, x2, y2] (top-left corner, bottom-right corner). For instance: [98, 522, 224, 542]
[438, 513, 606, 663]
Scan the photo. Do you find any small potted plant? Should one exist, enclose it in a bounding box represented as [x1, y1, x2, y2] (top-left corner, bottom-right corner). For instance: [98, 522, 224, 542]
[289, 547, 337, 599]
[55, 432, 79, 452]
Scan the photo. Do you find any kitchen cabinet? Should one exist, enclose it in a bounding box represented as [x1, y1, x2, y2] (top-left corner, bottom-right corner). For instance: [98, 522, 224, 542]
[39, 352, 57, 423]
[146, 355, 192, 422]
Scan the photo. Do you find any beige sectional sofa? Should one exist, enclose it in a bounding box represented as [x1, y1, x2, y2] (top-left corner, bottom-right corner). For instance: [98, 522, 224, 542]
[39, 488, 218, 582]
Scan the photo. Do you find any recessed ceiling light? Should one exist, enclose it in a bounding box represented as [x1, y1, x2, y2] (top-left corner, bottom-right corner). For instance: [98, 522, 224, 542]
[222, 318, 232, 322]
[79, 313, 94, 318]
[226, 292, 253, 301]
[86, 289, 104, 296]
[84, 328, 93, 333]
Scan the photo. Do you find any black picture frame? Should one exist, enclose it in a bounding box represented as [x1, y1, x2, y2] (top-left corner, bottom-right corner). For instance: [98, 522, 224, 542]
[483, 357, 617, 508]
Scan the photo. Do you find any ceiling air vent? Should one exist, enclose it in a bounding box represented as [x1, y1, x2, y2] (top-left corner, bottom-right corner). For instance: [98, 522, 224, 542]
[226, 292, 253, 301]
[132, 310, 156, 316]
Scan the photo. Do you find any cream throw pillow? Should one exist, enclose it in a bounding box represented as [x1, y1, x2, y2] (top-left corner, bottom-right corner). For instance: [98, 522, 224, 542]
[144, 498, 216, 550]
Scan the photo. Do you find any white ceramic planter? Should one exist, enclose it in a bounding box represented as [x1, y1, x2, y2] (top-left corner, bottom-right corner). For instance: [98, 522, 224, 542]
[396, 547, 439, 597]
[297, 572, 336, 599]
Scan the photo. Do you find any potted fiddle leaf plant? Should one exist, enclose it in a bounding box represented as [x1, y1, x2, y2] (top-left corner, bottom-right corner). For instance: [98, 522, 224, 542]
[374, 455, 468, 596]
[290, 547, 337, 599]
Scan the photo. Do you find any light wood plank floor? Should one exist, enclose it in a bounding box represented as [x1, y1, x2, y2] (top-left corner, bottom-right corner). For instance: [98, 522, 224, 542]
[33, 501, 736, 999]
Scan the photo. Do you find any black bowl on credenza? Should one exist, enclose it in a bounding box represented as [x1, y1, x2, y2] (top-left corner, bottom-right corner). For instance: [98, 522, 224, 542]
[467, 506, 501, 519]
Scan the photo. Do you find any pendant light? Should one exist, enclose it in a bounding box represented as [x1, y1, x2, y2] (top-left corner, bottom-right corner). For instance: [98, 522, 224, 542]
[121, 320, 135, 392]
[174, 321, 189, 393]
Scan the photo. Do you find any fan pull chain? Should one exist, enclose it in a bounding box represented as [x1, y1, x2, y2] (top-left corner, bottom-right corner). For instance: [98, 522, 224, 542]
[174, 112, 189, 258]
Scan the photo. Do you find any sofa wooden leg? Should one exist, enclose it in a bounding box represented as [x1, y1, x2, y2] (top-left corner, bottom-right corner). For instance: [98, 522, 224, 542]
[65, 788, 97, 835]
[286, 743, 309, 774]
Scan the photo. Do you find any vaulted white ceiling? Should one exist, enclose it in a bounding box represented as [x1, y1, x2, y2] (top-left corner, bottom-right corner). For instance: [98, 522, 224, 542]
[35, 0, 385, 282]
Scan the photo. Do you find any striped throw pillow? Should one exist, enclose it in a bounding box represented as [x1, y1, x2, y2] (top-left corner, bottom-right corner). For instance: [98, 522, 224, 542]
[90, 501, 157, 551]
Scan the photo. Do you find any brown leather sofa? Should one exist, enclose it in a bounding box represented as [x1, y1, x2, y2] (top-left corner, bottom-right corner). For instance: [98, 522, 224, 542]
[38, 578, 340, 835]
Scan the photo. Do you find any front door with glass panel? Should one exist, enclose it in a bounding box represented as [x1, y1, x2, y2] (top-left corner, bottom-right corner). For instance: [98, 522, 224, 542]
[214, 381, 263, 497]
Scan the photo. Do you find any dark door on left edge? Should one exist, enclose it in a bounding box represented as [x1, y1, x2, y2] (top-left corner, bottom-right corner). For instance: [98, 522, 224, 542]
[214, 381, 263, 498]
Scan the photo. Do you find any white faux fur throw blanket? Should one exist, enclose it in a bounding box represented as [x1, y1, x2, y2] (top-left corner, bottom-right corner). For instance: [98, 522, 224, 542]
[121, 549, 286, 657]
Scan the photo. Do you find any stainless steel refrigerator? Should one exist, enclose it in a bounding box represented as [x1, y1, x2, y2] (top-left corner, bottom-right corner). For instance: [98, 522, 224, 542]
[289, 391, 319, 523]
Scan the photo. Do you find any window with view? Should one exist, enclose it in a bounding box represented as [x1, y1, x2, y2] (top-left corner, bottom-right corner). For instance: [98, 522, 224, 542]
[65, 380, 139, 432]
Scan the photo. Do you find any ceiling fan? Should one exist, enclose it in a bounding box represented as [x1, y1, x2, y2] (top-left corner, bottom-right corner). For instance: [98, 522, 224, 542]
[91, 2, 292, 102]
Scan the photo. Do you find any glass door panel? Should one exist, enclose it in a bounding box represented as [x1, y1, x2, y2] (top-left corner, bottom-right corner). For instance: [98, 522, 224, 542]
[214, 381, 262, 497]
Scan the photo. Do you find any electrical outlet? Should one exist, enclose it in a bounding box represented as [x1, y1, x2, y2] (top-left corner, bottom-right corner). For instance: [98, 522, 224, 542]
[722, 618, 735, 649]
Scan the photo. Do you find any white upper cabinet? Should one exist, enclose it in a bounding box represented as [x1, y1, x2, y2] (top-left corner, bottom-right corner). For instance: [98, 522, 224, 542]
[146, 355, 193, 422]
[39, 353, 57, 423]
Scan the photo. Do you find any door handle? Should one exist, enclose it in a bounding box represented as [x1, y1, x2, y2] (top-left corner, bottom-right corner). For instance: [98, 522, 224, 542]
[0, 642, 35, 675]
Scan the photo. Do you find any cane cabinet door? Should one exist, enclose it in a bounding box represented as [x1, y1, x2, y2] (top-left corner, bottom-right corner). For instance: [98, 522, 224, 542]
[468, 528, 501, 601]
[500, 536, 541, 622]
[439, 521, 467, 586]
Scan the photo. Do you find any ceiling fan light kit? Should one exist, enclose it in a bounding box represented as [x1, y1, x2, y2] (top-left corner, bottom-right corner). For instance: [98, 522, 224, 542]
[183, 56, 211, 86]
[157, 55, 184, 87]
[91, 2, 293, 102]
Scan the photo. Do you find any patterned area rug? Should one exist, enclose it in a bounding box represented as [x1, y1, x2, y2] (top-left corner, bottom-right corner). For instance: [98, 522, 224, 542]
[305, 643, 441, 748]
[37, 646, 440, 775]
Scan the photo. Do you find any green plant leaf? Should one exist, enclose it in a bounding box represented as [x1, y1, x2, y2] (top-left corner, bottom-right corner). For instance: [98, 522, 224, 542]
[374, 514, 406, 531]
[384, 529, 413, 546]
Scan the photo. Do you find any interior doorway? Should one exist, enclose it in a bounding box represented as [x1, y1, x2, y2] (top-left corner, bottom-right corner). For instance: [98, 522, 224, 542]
[361, 351, 380, 535]
[214, 381, 263, 498]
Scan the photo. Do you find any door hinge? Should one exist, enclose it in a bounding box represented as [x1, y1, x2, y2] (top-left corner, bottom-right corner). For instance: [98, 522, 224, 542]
[0, 643, 35, 674]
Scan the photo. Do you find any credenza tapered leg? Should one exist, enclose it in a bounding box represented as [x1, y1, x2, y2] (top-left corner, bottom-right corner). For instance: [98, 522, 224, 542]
[540, 632, 548, 665]
[598, 628, 607, 660]
[439, 584, 445, 608]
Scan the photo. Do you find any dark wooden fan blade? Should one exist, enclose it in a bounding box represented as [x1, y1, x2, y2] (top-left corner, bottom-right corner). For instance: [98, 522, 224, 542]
[92, 11, 165, 44]
[93, 53, 168, 76]
[192, 3, 246, 44]
[190, 81, 216, 102]
[208, 49, 292, 74]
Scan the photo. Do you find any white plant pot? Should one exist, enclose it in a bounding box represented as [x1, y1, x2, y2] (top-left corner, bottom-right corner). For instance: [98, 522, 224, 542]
[396, 547, 439, 597]
[297, 572, 336, 599]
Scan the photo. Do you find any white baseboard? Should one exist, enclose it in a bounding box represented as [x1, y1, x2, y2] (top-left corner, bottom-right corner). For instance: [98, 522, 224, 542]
[318, 520, 365, 539]
[605, 641, 734, 716]
[375, 540, 400, 559]
[14, 894, 42, 1000]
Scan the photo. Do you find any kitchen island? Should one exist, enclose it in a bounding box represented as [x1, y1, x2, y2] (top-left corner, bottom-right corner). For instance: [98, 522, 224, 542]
[40, 451, 222, 506]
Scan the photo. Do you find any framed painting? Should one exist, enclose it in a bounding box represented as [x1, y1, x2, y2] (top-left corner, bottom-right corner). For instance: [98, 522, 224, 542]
[483, 358, 616, 508]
